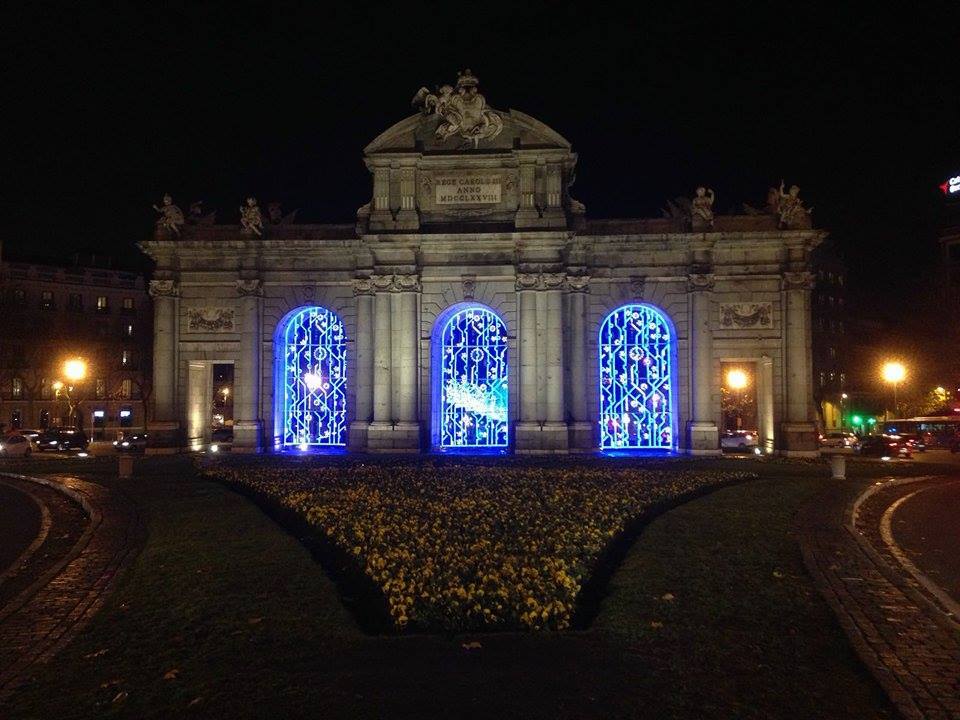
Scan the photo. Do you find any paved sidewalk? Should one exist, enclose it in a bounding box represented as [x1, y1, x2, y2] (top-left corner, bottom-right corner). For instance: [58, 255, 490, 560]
[0, 474, 142, 698]
[799, 478, 960, 720]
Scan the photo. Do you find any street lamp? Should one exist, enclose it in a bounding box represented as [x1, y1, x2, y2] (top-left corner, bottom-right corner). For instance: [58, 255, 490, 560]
[881, 361, 906, 420]
[725, 368, 749, 430]
[840, 392, 848, 430]
[63, 358, 87, 383]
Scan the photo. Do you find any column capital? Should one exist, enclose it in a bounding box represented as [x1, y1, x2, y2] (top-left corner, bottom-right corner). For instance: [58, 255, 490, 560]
[148, 279, 180, 298]
[371, 273, 420, 292]
[236, 278, 263, 297]
[567, 273, 591, 293]
[353, 277, 375, 296]
[782, 271, 815, 291]
[515, 271, 567, 291]
[687, 273, 715, 292]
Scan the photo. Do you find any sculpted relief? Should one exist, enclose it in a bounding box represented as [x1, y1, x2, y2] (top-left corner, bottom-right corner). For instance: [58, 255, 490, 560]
[186, 307, 236, 332]
[412, 69, 504, 148]
[719, 302, 773, 329]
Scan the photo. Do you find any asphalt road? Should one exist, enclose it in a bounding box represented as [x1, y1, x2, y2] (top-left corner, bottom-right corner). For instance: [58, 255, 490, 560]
[890, 478, 960, 603]
[0, 479, 42, 574]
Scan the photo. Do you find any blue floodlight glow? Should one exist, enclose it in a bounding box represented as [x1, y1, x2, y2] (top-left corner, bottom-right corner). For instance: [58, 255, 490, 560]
[279, 306, 347, 448]
[435, 304, 508, 449]
[599, 303, 675, 451]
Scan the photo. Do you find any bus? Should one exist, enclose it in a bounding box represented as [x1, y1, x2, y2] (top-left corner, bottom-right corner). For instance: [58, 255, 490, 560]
[882, 416, 960, 447]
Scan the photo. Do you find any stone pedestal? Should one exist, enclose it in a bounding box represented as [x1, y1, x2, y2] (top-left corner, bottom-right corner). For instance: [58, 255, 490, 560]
[567, 421, 594, 452]
[231, 420, 262, 453]
[780, 422, 819, 456]
[367, 421, 420, 452]
[687, 421, 720, 455]
[348, 421, 370, 451]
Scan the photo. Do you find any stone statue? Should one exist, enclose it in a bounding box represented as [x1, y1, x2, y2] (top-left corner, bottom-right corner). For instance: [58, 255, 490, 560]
[776, 181, 813, 228]
[412, 69, 504, 148]
[691, 187, 715, 228]
[188, 200, 217, 225]
[240, 197, 263, 236]
[153, 194, 184, 235]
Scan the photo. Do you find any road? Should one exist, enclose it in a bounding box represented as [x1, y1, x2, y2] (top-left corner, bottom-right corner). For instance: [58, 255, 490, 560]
[889, 478, 960, 604]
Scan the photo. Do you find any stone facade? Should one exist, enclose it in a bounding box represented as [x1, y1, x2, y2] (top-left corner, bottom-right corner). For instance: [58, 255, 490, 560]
[141, 85, 824, 456]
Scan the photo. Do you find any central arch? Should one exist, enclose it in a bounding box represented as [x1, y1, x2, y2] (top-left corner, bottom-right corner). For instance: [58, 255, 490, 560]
[431, 303, 509, 450]
[598, 303, 676, 451]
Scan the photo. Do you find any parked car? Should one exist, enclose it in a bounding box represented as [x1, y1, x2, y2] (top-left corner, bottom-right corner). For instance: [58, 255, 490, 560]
[113, 431, 148, 454]
[720, 430, 758, 451]
[0, 433, 33, 457]
[858, 434, 911, 459]
[37, 427, 89, 452]
[893, 433, 927, 452]
[819, 432, 859, 449]
[18, 429, 42, 446]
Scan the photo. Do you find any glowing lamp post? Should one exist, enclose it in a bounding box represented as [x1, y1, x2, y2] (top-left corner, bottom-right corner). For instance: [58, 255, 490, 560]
[56, 358, 88, 427]
[726, 368, 749, 430]
[882, 361, 906, 420]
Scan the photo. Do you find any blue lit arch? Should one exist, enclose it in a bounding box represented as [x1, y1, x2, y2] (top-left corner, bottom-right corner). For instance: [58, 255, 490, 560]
[432, 303, 509, 450]
[275, 305, 347, 448]
[598, 303, 676, 450]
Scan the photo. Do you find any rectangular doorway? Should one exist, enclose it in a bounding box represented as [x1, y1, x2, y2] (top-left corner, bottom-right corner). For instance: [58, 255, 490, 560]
[186, 361, 234, 450]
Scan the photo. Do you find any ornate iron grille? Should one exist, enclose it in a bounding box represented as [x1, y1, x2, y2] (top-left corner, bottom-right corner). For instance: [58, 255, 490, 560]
[280, 306, 347, 447]
[599, 304, 674, 450]
[438, 306, 508, 448]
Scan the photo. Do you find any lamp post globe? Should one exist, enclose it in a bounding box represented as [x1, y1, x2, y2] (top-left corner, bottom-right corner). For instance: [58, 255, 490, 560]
[881, 361, 906, 419]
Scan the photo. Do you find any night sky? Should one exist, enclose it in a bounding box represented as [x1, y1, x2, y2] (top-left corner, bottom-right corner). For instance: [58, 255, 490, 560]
[7, 4, 959, 331]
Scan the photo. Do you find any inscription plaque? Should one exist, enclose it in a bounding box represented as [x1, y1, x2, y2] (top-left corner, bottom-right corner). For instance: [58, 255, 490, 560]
[435, 175, 501, 205]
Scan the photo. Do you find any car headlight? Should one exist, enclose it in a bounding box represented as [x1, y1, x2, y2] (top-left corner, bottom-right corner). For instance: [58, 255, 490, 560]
[121, 441, 129, 447]
[49, 441, 58, 445]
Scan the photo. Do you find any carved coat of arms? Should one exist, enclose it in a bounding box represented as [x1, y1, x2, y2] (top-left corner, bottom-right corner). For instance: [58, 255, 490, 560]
[719, 302, 773, 329]
[412, 69, 504, 148]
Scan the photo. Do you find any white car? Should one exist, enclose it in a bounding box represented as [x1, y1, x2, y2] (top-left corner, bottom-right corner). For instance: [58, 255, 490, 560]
[0, 434, 33, 457]
[819, 432, 858, 449]
[720, 430, 759, 450]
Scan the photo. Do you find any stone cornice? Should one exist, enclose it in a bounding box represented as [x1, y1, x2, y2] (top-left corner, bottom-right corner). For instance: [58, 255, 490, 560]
[782, 271, 816, 291]
[371, 273, 421, 293]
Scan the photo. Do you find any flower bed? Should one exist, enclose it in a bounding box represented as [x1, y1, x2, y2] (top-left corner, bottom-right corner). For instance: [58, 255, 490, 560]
[211, 463, 752, 633]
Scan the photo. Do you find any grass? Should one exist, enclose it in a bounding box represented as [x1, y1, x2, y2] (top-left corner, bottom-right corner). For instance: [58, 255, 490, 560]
[1, 453, 912, 719]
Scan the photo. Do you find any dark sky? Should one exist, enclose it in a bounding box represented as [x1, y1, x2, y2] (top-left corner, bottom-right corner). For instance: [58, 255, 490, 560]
[6, 3, 959, 325]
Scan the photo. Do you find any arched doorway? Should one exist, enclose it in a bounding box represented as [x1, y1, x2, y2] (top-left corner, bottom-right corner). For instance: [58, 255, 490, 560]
[432, 303, 509, 450]
[275, 305, 347, 448]
[598, 303, 676, 450]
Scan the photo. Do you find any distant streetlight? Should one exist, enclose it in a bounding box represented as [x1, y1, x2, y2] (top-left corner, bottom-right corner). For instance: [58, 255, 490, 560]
[882, 361, 906, 419]
[63, 358, 87, 383]
[725, 369, 750, 430]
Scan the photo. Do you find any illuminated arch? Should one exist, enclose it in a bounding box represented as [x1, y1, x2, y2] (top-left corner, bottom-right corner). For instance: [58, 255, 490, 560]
[275, 305, 347, 448]
[432, 303, 509, 450]
[598, 303, 676, 450]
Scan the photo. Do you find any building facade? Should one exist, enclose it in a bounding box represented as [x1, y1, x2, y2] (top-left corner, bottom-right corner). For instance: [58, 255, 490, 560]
[142, 74, 823, 455]
[0, 250, 152, 438]
[810, 243, 848, 430]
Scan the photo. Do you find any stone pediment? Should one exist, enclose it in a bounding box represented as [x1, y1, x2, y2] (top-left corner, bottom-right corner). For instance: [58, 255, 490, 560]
[364, 109, 572, 155]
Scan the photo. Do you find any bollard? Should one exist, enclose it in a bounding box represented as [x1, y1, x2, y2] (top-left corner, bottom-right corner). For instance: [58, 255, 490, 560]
[118, 454, 134, 479]
[829, 453, 846, 480]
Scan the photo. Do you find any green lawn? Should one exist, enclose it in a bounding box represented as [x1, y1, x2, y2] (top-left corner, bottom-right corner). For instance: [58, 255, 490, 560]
[3, 455, 907, 719]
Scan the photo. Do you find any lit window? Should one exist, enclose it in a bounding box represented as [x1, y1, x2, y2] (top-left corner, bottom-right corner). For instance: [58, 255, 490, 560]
[41, 291, 54, 310]
[121, 379, 132, 399]
[12, 377, 22, 399]
[122, 297, 134, 312]
[96, 378, 106, 399]
[599, 304, 674, 451]
[97, 296, 109, 311]
[121, 350, 131, 366]
[433, 304, 508, 450]
[819, 372, 826, 388]
[41, 378, 51, 399]
[124, 323, 134, 337]
[277, 306, 347, 448]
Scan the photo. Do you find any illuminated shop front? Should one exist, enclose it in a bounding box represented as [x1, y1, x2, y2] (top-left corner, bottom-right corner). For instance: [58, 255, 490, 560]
[143, 71, 823, 456]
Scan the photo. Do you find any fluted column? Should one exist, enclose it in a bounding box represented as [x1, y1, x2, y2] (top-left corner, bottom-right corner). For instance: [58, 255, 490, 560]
[394, 274, 419, 424]
[372, 282, 392, 424]
[567, 274, 591, 449]
[233, 279, 263, 452]
[687, 273, 719, 454]
[350, 279, 374, 449]
[543, 274, 566, 425]
[781, 271, 818, 455]
[517, 276, 539, 425]
[147, 279, 180, 452]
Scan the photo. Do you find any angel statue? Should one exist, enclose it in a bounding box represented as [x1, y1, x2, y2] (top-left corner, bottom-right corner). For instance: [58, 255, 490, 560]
[240, 197, 263, 236]
[412, 69, 504, 148]
[776, 181, 813, 228]
[691, 187, 715, 228]
[153, 194, 184, 235]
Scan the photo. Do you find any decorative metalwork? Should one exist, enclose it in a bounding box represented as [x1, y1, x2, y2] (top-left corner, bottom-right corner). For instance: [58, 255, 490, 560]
[437, 305, 508, 449]
[279, 306, 347, 448]
[599, 304, 674, 450]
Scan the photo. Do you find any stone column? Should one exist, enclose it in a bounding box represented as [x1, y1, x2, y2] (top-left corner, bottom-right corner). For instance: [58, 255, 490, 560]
[567, 274, 592, 449]
[393, 274, 420, 446]
[233, 279, 263, 452]
[350, 278, 374, 449]
[758, 353, 775, 454]
[515, 273, 540, 450]
[781, 271, 818, 455]
[541, 274, 568, 451]
[371, 281, 392, 426]
[147, 279, 181, 452]
[687, 273, 720, 454]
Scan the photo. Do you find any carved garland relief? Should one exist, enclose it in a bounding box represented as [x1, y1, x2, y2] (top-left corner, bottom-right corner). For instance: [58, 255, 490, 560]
[719, 302, 774, 329]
